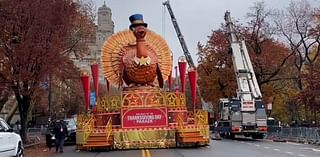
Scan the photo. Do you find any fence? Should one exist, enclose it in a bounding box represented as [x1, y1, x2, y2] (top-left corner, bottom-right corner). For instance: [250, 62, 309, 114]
[267, 126, 320, 145]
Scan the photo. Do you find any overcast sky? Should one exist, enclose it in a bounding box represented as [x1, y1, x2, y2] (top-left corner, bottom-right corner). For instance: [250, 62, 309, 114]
[95, 0, 318, 67]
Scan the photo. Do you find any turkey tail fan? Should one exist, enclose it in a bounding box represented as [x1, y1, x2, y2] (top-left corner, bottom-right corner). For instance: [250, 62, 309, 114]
[101, 29, 172, 87]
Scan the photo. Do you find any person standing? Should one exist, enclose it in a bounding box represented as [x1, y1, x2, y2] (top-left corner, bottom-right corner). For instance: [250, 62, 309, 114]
[53, 120, 68, 153]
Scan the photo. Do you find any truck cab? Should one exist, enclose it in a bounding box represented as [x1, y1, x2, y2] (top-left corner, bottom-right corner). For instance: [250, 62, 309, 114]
[217, 98, 267, 139]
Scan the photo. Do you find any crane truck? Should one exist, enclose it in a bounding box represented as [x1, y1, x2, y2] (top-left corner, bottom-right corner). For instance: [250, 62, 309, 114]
[216, 11, 267, 139]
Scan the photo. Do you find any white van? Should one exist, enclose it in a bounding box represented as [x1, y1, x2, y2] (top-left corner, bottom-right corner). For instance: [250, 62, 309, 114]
[0, 118, 23, 157]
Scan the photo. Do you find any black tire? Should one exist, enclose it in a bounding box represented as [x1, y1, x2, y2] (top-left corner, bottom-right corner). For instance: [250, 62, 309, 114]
[252, 134, 257, 139]
[230, 133, 235, 139]
[16, 142, 23, 157]
[257, 133, 264, 139]
[219, 133, 226, 138]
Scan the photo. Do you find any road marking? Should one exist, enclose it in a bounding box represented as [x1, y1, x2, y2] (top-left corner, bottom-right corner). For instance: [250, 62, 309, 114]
[273, 149, 280, 151]
[299, 155, 306, 157]
[286, 142, 302, 145]
[312, 148, 320, 152]
[146, 149, 151, 157]
[301, 148, 311, 150]
[142, 149, 146, 157]
[240, 141, 245, 144]
[247, 143, 252, 145]
[264, 146, 269, 149]
[286, 152, 293, 154]
[301, 147, 320, 152]
[255, 144, 260, 147]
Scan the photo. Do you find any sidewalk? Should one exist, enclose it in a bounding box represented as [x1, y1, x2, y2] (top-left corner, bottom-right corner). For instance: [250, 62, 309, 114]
[25, 144, 54, 157]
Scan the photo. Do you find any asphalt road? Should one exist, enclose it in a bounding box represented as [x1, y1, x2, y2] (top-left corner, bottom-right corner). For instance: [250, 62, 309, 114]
[54, 137, 320, 157]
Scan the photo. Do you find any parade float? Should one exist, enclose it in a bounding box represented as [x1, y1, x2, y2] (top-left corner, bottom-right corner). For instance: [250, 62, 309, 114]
[76, 14, 209, 150]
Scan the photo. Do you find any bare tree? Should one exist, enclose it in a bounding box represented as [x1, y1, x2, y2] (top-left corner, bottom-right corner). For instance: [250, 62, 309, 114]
[274, 0, 320, 73]
[273, 0, 320, 122]
[244, 1, 295, 86]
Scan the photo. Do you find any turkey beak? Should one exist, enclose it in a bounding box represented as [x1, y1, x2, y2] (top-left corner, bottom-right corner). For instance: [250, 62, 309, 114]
[135, 26, 146, 36]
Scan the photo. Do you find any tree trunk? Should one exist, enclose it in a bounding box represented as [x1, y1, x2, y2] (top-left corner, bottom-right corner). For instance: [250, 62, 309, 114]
[19, 111, 28, 143]
[304, 103, 308, 122]
[5, 102, 18, 124]
[314, 111, 317, 124]
[0, 90, 10, 112]
[0, 101, 6, 112]
[15, 93, 31, 143]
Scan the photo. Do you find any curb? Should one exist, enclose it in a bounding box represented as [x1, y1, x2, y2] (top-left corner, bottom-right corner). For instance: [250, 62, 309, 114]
[211, 137, 222, 140]
[24, 136, 42, 148]
[273, 138, 287, 142]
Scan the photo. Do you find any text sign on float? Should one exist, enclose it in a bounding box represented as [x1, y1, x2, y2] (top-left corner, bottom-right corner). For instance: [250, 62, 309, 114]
[122, 108, 167, 128]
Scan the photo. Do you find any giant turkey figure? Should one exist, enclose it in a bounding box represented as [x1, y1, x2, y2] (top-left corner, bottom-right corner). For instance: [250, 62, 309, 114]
[101, 14, 172, 89]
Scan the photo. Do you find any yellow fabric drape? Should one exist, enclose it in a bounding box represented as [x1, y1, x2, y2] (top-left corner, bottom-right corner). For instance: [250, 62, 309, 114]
[113, 130, 176, 149]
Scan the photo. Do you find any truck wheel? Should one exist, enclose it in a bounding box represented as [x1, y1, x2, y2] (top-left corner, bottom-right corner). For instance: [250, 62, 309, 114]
[230, 133, 235, 139]
[252, 134, 257, 139]
[257, 133, 264, 139]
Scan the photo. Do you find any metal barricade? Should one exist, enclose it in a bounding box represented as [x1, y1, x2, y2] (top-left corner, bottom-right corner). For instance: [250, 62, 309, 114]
[267, 127, 320, 145]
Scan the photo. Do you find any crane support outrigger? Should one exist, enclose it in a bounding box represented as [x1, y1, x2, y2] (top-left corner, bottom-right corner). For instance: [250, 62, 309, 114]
[216, 11, 267, 139]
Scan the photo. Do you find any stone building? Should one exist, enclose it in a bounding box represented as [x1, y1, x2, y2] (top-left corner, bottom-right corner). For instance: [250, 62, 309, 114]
[71, 2, 114, 82]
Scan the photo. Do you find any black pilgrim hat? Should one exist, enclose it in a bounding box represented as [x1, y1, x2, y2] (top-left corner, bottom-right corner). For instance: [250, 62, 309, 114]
[129, 14, 148, 30]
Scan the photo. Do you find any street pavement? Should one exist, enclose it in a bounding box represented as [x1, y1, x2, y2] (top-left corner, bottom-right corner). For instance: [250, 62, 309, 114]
[53, 137, 320, 157]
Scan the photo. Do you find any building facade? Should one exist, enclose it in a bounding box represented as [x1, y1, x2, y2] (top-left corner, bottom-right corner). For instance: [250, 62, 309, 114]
[72, 2, 114, 82]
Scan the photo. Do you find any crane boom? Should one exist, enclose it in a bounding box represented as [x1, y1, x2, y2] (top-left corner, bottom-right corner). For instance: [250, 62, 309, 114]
[215, 11, 267, 140]
[163, 0, 195, 68]
[163, 0, 211, 110]
[224, 11, 262, 101]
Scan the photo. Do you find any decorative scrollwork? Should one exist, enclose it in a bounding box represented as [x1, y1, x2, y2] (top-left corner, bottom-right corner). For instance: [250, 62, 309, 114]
[177, 112, 184, 130]
[109, 96, 122, 109]
[165, 93, 177, 107]
[76, 114, 92, 130]
[96, 95, 122, 112]
[145, 92, 165, 106]
[96, 91, 188, 109]
[179, 94, 186, 106]
[122, 93, 143, 106]
[195, 110, 208, 125]
[97, 97, 108, 112]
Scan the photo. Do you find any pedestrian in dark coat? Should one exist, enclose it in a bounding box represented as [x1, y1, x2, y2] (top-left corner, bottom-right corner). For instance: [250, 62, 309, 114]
[53, 120, 68, 153]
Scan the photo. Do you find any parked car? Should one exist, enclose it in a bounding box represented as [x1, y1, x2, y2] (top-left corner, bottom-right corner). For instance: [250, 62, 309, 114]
[64, 117, 76, 143]
[45, 118, 76, 147]
[0, 118, 23, 157]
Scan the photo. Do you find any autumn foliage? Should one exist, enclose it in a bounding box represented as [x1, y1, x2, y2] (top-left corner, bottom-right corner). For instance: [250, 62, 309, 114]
[0, 0, 94, 142]
[197, 0, 320, 125]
